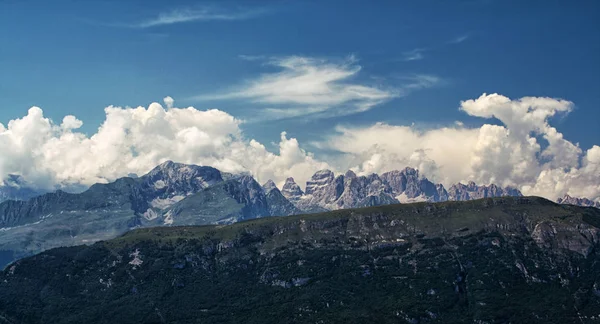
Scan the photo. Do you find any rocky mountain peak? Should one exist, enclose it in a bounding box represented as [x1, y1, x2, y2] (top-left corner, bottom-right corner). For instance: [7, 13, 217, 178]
[557, 194, 600, 208]
[313, 169, 335, 180]
[467, 181, 478, 190]
[380, 170, 407, 195]
[155, 160, 175, 169]
[504, 186, 522, 196]
[557, 194, 574, 204]
[262, 180, 277, 193]
[144, 162, 222, 189]
[305, 170, 335, 195]
[448, 181, 523, 201]
[402, 167, 418, 176]
[136, 162, 225, 210]
[344, 170, 357, 179]
[281, 177, 304, 202]
[235, 175, 262, 192]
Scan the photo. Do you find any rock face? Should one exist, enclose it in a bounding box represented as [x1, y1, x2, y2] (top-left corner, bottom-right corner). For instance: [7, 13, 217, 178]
[381, 167, 448, 202]
[447, 181, 522, 201]
[140, 161, 224, 209]
[557, 194, 600, 208]
[1, 197, 599, 324]
[281, 177, 304, 203]
[263, 180, 303, 217]
[295, 169, 398, 211]
[287, 168, 522, 211]
[262, 180, 277, 193]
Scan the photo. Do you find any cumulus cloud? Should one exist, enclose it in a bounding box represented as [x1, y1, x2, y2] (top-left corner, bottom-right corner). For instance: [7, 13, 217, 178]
[319, 93, 599, 202]
[0, 98, 328, 191]
[196, 55, 438, 119]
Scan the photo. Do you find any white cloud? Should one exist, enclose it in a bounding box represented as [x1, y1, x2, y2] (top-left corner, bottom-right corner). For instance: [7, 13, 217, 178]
[400, 34, 470, 62]
[196, 55, 439, 119]
[0, 99, 327, 191]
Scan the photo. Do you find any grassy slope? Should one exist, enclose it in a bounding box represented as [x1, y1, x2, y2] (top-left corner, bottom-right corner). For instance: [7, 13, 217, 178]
[111, 196, 593, 246]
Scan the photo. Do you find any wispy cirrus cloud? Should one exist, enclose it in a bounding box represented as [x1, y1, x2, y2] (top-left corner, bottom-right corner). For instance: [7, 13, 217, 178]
[400, 48, 426, 61]
[448, 34, 470, 44]
[194, 55, 439, 120]
[399, 34, 471, 62]
[104, 6, 268, 28]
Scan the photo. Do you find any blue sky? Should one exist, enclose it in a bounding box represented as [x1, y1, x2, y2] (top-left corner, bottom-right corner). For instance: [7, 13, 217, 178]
[1, 0, 600, 201]
[1, 0, 598, 150]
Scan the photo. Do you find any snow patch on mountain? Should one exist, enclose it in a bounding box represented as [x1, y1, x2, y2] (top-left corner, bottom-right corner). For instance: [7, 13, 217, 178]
[153, 180, 166, 189]
[163, 211, 174, 225]
[150, 195, 186, 209]
[143, 208, 159, 221]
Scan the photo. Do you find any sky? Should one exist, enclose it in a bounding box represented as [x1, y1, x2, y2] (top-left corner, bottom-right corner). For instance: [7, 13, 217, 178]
[0, 0, 599, 202]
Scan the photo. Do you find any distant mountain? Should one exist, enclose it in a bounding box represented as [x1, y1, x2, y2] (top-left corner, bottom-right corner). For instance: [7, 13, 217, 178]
[447, 181, 522, 201]
[557, 194, 600, 208]
[282, 167, 523, 211]
[0, 175, 45, 203]
[2, 197, 600, 323]
[0, 162, 298, 268]
[262, 180, 303, 217]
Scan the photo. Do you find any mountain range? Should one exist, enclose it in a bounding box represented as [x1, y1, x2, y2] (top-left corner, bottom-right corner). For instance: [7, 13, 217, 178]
[1, 197, 599, 323]
[0, 161, 597, 269]
[557, 194, 600, 208]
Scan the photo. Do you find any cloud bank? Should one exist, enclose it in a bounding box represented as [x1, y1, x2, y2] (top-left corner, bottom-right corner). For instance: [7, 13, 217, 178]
[320, 93, 599, 201]
[0, 93, 598, 202]
[0, 98, 328, 191]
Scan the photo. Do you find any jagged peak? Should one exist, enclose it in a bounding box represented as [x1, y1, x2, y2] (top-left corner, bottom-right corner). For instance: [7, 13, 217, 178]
[144, 161, 223, 179]
[557, 194, 599, 208]
[401, 167, 418, 176]
[559, 194, 573, 201]
[451, 181, 480, 189]
[147, 160, 185, 175]
[156, 160, 176, 169]
[262, 180, 277, 192]
[281, 176, 304, 199]
[312, 169, 334, 179]
[344, 170, 357, 179]
[381, 169, 401, 177]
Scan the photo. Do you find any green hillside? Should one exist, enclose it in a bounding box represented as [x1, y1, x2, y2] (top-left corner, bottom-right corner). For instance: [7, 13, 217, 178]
[1, 196, 600, 323]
